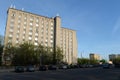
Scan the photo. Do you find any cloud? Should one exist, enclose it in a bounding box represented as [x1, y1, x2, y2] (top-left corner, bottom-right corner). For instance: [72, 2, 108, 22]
[112, 17, 120, 34]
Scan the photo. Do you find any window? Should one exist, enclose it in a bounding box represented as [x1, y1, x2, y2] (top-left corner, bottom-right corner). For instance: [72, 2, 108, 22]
[45, 43, 48, 46]
[23, 36, 25, 39]
[46, 30, 48, 34]
[42, 21, 44, 24]
[12, 14, 15, 17]
[41, 36, 43, 39]
[41, 43, 43, 46]
[9, 29, 13, 32]
[29, 32, 32, 35]
[24, 17, 27, 20]
[16, 40, 19, 43]
[34, 42, 38, 46]
[11, 12, 15, 17]
[17, 30, 20, 33]
[35, 33, 38, 36]
[50, 35, 53, 38]
[23, 39, 25, 42]
[51, 27, 53, 30]
[8, 40, 12, 43]
[9, 34, 12, 37]
[50, 49, 53, 52]
[30, 23, 33, 26]
[36, 24, 39, 27]
[36, 18, 39, 22]
[23, 34, 25, 37]
[42, 25, 43, 28]
[51, 31, 53, 34]
[28, 37, 32, 40]
[10, 22, 14, 25]
[24, 22, 27, 24]
[11, 19, 14, 22]
[29, 27, 33, 30]
[36, 29, 39, 33]
[30, 17, 33, 21]
[41, 29, 44, 33]
[51, 22, 53, 26]
[23, 31, 26, 34]
[45, 39, 48, 42]
[35, 38, 38, 41]
[50, 40, 53, 43]
[19, 15, 21, 18]
[30, 18, 33, 21]
[23, 26, 26, 29]
[10, 24, 14, 27]
[51, 43, 53, 47]
[17, 25, 20, 28]
[16, 34, 19, 38]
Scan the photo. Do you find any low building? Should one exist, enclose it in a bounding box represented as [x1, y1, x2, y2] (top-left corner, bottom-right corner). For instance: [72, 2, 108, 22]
[89, 53, 100, 60]
[109, 54, 120, 61]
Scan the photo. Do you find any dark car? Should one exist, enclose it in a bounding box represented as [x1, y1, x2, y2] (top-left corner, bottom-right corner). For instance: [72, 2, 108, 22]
[48, 65, 57, 70]
[39, 65, 48, 71]
[59, 65, 67, 69]
[102, 63, 114, 69]
[26, 66, 35, 72]
[15, 66, 24, 72]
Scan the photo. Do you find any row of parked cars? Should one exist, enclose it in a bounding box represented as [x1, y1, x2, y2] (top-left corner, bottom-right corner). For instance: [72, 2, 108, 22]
[15, 65, 69, 72]
[15, 64, 101, 72]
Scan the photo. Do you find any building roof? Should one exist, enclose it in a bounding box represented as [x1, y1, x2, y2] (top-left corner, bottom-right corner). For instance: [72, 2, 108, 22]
[8, 8, 54, 19]
[61, 27, 76, 31]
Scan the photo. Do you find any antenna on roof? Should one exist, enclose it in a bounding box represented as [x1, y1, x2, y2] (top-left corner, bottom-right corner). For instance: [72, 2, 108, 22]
[56, 13, 59, 17]
[10, 4, 13, 8]
[22, 8, 24, 11]
[13, 5, 15, 9]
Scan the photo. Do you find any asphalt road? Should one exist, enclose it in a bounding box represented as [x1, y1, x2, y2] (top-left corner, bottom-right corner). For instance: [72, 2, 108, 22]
[0, 67, 120, 80]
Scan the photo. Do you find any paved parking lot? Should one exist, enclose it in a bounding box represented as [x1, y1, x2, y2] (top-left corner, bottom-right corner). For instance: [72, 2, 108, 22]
[0, 67, 120, 80]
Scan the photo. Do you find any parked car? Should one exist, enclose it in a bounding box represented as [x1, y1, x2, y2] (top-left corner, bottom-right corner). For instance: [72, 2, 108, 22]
[88, 64, 94, 68]
[114, 64, 120, 68]
[15, 66, 24, 72]
[48, 65, 57, 70]
[26, 66, 35, 72]
[102, 63, 114, 69]
[67, 65, 72, 69]
[79, 64, 88, 68]
[59, 65, 67, 69]
[39, 65, 48, 71]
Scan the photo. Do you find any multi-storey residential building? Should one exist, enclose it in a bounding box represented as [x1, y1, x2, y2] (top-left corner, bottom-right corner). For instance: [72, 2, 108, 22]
[109, 54, 120, 61]
[4, 8, 77, 64]
[89, 53, 100, 60]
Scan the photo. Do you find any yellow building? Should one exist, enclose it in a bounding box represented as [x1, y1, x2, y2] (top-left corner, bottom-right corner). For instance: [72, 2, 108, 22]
[90, 53, 100, 60]
[4, 8, 77, 64]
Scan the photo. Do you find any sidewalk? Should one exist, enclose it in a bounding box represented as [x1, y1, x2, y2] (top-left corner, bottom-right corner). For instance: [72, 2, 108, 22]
[0, 67, 14, 73]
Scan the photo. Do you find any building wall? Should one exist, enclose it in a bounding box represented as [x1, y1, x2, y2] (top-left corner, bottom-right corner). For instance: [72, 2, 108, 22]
[109, 54, 120, 61]
[4, 8, 55, 48]
[4, 8, 77, 64]
[90, 53, 100, 60]
[60, 28, 77, 64]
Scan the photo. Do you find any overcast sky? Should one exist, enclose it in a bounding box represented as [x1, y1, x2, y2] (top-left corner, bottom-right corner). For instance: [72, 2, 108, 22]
[1, 0, 120, 60]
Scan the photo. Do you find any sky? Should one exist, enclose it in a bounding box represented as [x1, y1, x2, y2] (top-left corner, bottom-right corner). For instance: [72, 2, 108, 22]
[1, 0, 120, 60]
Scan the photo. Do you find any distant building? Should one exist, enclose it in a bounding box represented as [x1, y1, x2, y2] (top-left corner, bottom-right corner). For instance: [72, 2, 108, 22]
[109, 54, 120, 61]
[0, 35, 4, 45]
[3, 8, 78, 64]
[89, 53, 100, 60]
